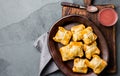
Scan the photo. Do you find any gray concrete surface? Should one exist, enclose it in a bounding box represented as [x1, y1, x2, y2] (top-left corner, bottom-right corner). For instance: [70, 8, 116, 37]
[0, 0, 64, 29]
[0, 0, 119, 76]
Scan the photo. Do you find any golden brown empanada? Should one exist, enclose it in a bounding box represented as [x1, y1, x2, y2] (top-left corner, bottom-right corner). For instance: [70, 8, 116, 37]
[82, 27, 97, 45]
[53, 27, 72, 45]
[84, 41, 100, 59]
[72, 58, 89, 73]
[59, 42, 84, 61]
[87, 55, 107, 74]
[71, 24, 85, 41]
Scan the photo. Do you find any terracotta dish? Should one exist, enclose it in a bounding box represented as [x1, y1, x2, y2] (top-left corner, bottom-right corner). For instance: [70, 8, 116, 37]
[48, 15, 109, 76]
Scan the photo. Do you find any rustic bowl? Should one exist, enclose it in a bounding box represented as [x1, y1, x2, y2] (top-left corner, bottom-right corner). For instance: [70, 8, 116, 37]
[48, 15, 109, 76]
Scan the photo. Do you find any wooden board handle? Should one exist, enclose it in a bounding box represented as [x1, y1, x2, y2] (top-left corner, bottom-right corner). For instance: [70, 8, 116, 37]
[84, 0, 92, 6]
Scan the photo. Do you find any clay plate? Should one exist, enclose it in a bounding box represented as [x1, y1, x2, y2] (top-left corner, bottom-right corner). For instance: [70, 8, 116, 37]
[48, 15, 109, 76]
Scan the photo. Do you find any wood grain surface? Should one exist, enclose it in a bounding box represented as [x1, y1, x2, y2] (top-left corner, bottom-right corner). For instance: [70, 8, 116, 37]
[61, 1, 116, 74]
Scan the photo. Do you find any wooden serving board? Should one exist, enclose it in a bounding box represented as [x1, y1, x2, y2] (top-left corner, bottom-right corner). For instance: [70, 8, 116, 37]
[61, 0, 116, 74]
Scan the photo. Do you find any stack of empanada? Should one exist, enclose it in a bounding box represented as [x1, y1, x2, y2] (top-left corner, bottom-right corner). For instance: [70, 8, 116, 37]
[53, 24, 107, 74]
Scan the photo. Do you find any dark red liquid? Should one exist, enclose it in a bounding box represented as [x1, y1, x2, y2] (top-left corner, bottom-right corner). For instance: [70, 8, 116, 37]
[98, 8, 118, 26]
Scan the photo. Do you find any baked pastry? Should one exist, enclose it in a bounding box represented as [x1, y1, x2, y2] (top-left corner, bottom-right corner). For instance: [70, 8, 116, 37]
[53, 25, 107, 74]
[72, 58, 89, 73]
[84, 41, 100, 59]
[71, 24, 85, 41]
[82, 27, 97, 45]
[87, 55, 107, 74]
[59, 42, 84, 61]
[53, 27, 72, 45]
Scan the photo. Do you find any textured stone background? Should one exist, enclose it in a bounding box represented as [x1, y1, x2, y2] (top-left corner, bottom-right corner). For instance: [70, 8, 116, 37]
[0, 0, 119, 76]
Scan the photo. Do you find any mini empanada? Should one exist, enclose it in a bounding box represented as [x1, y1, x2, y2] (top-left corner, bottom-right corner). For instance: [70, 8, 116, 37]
[59, 42, 84, 61]
[71, 24, 85, 41]
[87, 55, 107, 74]
[84, 41, 100, 59]
[72, 58, 89, 73]
[53, 27, 72, 45]
[82, 27, 97, 45]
